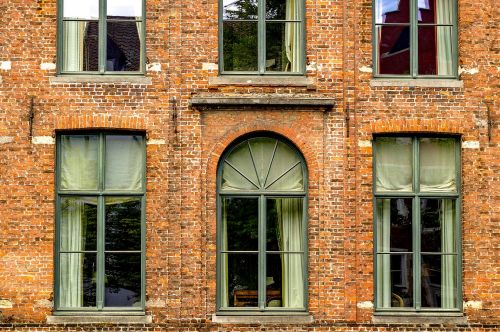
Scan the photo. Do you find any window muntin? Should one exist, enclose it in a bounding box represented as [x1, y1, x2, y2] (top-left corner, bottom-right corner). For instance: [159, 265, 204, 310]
[56, 133, 145, 312]
[374, 136, 460, 312]
[373, 0, 457, 78]
[218, 137, 307, 312]
[220, 0, 305, 75]
[59, 0, 145, 74]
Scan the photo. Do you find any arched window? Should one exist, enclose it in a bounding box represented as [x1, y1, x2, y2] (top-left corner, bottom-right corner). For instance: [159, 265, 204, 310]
[217, 135, 307, 312]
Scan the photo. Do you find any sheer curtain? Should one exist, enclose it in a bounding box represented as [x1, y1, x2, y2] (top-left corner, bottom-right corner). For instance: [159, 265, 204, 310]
[285, 0, 301, 72]
[63, 22, 87, 71]
[376, 199, 391, 308]
[375, 138, 413, 192]
[277, 198, 304, 308]
[441, 199, 456, 308]
[60, 136, 98, 190]
[105, 135, 144, 191]
[436, 0, 453, 75]
[419, 138, 455, 192]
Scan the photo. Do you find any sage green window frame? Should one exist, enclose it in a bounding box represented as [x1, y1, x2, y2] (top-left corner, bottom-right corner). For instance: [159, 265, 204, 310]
[372, 0, 459, 79]
[218, 0, 306, 75]
[56, 0, 146, 75]
[216, 135, 309, 313]
[373, 135, 462, 313]
[54, 131, 146, 313]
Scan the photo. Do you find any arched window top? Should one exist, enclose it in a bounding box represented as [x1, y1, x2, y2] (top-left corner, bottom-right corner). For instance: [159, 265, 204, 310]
[220, 136, 306, 192]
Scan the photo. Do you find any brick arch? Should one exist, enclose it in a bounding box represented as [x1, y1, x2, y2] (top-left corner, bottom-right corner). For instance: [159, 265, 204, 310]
[54, 114, 148, 131]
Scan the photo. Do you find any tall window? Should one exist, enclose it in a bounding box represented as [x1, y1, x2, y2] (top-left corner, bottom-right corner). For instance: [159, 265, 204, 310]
[217, 136, 307, 312]
[58, 0, 145, 74]
[374, 136, 461, 312]
[373, 0, 457, 77]
[220, 0, 304, 74]
[55, 133, 145, 312]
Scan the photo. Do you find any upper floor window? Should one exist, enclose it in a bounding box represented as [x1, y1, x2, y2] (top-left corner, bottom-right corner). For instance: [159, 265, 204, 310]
[58, 0, 145, 74]
[220, 0, 305, 74]
[373, 0, 457, 78]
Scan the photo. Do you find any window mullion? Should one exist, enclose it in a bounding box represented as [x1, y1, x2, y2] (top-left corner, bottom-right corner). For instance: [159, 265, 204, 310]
[258, 195, 266, 310]
[96, 195, 105, 310]
[258, 0, 266, 74]
[413, 137, 421, 310]
[99, 0, 107, 73]
[411, 0, 418, 78]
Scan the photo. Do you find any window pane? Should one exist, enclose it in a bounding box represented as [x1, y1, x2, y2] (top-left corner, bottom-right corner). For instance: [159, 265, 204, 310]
[223, 0, 258, 20]
[375, 137, 412, 192]
[105, 197, 142, 251]
[419, 138, 456, 191]
[222, 253, 258, 307]
[421, 254, 457, 308]
[266, 141, 304, 190]
[421, 199, 456, 253]
[375, 0, 410, 24]
[225, 141, 260, 189]
[63, 0, 99, 19]
[107, 0, 143, 18]
[222, 197, 258, 251]
[265, 22, 301, 73]
[248, 138, 277, 186]
[376, 199, 412, 253]
[376, 25, 411, 75]
[376, 253, 413, 308]
[223, 21, 258, 71]
[106, 21, 142, 71]
[266, 253, 304, 308]
[104, 253, 141, 307]
[62, 21, 99, 72]
[60, 197, 98, 252]
[267, 198, 303, 251]
[418, 26, 453, 76]
[60, 135, 99, 190]
[59, 253, 96, 308]
[266, 0, 287, 20]
[105, 135, 144, 190]
[418, 0, 453, 24]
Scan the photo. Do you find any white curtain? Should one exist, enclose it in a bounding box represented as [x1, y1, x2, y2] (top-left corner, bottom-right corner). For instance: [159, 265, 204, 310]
[436, 0, 453, 75]
[277, 198, 304, 308]
[136, 20, 144, 69]
[375, 137, 413, 192]
[60, 136, 98, 190]
[419, 138, 456, 192]
[285, 0, 301, 72]
[376, 199, 391, 308]
[105, 135, 144, 191]
[63, 22, 87, 71]
[220, 199, 229, 307]
[441, 199, 456, 308]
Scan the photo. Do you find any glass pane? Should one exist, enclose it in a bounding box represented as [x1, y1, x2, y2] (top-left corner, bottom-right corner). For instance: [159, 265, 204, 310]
[221, 162, 259, 190]
[266, 22, 301, 72]
[105, 197, 142, 251]
[267, 198, 303, 251]
[225, 141, 260, 188]
[222, 197, 259, 251]
[375, 137, 413, 192]
[223, 0, 258, 20]
[418, 0, 453, 24]
[376, 253, 413, 308]
[60, 135, 99, 190]
[376, 25, 411, 75]
[106, 21, 142, 71]
[107, 0, 142, 18]
[421, 254, 457, 308]
[421, 199, 456, 253]
[59, 253, 96, 308]
[376, 199, 412, 253]
[62, 21, 99, 72]
[266, 141, 303, 190]
[60, 197, 98, 251]
[105, 253, 141, 307]
[418, 26, 453, 76]
[63, 0, 99, 19]
[248, 138, 276, 185]
[375, 0, 409, 24]
[266, 0, 286, 20]
[266, 253, 304, 308]
[224, 254, 258, 307]
[105, 135, 144, 190]
[223, 21, 258, 71]
[419, 138, 456, 191]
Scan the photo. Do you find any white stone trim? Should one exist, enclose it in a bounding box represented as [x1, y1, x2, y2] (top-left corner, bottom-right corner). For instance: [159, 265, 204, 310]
[462, 141, 480, 149]
[32, 136, 55, 145]
[358, 140, 372, 148]
[464, 300, 482, 309]
[0, 61, 12, 70]
[0, 136, 14, 144]
[357, 301, 374, 309]
[147, 139, 166, 145]
[40, 62, 56, 70]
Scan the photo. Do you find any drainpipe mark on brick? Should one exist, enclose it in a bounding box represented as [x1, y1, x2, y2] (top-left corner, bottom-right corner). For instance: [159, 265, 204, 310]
[0, 61, 11, 70]
[32, 136, 55, 145]
[357, 301, 374, 309]
[40, 62, 56, 71]
[464, 300, 482, 309]
[462, 141, 480, 149]
[0, 136, 14, 144]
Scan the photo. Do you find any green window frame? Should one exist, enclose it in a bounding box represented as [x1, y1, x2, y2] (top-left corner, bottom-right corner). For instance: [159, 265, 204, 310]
[372, 0, 458, 78]
[216, 135, 308, 313]
[54, 132, 146, 313]
[57, 0, 146, 75]
[219, 0, 306, 75]
[373, 135, 462, 313]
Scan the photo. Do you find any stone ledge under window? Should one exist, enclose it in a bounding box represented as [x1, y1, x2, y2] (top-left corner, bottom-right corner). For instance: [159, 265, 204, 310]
[49, 76, 152, 85]
[189, 95, 335, 110]
[209, 76, 314, 87]
[370, 79, 463, 88]
[212, 314, 314, 325]
[46, 315, 152, 324]
[372, 314, 467, 325]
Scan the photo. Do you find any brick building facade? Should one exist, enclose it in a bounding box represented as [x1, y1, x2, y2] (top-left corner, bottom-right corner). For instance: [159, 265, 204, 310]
[0, 0, 498, 331]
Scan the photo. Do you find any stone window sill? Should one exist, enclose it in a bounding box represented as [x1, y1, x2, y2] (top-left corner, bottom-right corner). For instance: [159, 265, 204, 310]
[49, 76, 152, 85]
[370, 79, 463, 88]
[46, 315, 152, 324]
[208, 75, 314, 87]
[372, 314, 466, 325]
[211, 313, 314, 324]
